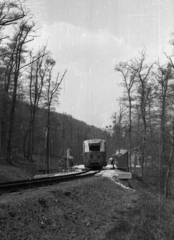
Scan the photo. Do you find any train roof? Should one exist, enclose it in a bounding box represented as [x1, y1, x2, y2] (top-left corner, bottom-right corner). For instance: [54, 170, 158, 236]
[112, 149, 128, 157]
[83, 139, 105, 144]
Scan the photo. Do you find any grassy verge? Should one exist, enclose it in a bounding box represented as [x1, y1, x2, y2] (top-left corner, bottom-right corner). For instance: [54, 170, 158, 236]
[104, 182, 174, 240]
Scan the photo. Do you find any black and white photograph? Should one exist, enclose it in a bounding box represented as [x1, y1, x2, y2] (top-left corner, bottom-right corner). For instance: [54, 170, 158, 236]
[0, 0, 174, 239]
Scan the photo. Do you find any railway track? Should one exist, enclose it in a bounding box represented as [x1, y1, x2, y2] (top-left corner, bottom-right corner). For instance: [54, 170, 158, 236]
[0, 170, 100, 195]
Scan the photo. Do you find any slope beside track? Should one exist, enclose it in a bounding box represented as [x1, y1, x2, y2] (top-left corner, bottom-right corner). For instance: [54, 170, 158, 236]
[0, 170, 100, 195]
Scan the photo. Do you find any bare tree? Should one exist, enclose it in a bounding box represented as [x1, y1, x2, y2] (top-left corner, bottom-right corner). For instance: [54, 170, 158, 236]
[112, 103, 125, 153]
[128, 50, 153, 179]
[115, 60, 137, 171]
[0, 0, 27, 159]
[6, 20, 35, 163]
[154, 62, 173, 193]
[24, 46, 49, 160]
[164, 120, 174, 197]
[0, 0, 27, 45]
[43, 57, 67, 173]
[0, 0, 26, 28]
[158, 54, 174, 196]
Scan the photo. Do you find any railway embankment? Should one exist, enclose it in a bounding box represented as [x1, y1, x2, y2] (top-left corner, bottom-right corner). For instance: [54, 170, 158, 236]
[0, 172, 174, 239]
[0, 163, 34, 183]
[0, 164, 174, 239]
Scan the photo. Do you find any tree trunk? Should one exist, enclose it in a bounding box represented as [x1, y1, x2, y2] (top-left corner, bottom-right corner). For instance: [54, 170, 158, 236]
[164, 168, 171, 198]
[164, 122, 174, 197]
[6, 97, 16, 163]
[46, 108, 51, 174]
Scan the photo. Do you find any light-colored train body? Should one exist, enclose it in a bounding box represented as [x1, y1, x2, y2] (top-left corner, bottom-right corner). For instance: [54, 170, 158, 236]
[83, 139, 107, 169]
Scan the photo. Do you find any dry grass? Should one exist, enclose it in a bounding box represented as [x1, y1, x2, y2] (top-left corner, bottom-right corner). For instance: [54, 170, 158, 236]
[104, 190, 174, 240]
[1, 159, 174, 239]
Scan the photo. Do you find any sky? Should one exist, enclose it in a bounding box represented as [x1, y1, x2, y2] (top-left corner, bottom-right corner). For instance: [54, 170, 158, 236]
[26, 0, 174, 129]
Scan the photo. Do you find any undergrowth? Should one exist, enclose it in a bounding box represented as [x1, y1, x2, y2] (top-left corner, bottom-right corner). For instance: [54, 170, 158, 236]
[104, 189, 174, 240]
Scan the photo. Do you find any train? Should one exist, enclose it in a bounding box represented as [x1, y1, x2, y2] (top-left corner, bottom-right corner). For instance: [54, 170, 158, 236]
[112, 149, 129, 171]
[83, 139, 107, 169]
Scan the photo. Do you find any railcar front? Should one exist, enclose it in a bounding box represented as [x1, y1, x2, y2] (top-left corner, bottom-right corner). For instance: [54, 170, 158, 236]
[83, 139, 107, 169]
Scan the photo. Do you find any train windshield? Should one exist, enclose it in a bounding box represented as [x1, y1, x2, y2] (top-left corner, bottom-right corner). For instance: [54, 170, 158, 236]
[89, 144, 100, 151]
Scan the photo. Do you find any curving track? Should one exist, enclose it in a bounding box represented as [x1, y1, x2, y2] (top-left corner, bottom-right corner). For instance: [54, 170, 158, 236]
[0, 170, 100, 195]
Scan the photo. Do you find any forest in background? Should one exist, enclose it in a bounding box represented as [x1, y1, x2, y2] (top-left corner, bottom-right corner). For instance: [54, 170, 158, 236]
[113, 45, 174, 198]
[0, 0, 115, 172]
[12, 100, 115, 168]
[1, 0, 174, 198]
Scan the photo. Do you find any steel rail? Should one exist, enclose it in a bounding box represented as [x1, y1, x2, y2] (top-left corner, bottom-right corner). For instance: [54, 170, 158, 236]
[0, 170, 99, 195]
[0, 170, 87, 186]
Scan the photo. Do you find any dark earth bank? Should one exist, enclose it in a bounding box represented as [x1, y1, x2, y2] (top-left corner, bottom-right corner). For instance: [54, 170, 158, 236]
[0, 176, 174, 240]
